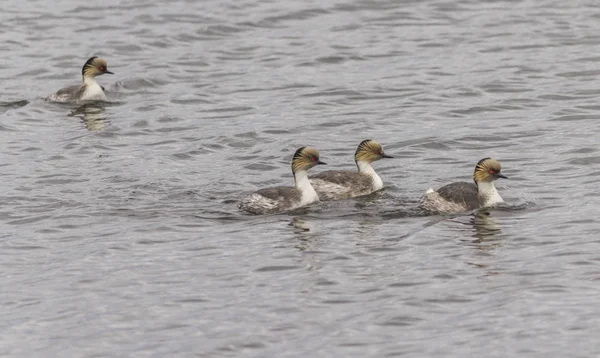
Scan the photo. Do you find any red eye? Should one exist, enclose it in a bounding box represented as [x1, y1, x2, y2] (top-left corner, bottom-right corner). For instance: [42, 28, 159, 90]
[489, 169, 495, 174]
[100, 67, 105, 71]
[312, 157, 316, 162]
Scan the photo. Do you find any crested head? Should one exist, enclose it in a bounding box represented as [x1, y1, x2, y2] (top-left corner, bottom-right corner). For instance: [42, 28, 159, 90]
[354, 139, 392, 163]
[291, 147, 325, 173]
[82, 57, 113, 78]
[473, 158, 507, 183]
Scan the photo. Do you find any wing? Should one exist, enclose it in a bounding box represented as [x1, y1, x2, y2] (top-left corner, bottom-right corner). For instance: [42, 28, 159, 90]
[312, 170, 373, 189]
[312, 170, 356, 185]
[253, 186, 299, 201]
[310, 170, 373, 200]
[238, 186, 301, 214]
[435, 182, 479, 207]
[46, 84, 86, 103]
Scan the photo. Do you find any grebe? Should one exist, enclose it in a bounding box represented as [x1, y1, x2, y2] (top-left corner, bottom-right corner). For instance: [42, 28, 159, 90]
[46, 57, 113, 103]
[419, 157, 508, 214]
[310, 139, 392, 200]
[239, 147, 326, 214]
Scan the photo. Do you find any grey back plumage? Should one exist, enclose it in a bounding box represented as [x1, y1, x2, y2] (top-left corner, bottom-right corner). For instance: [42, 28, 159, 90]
[418, 181, 480, 214]
[312, 170, 372, 187]
[238, 186, 302, 215]
[310, 170, 373, 200]
[434, 182, 479, 209]
[254, 186, 302, 204]
[53, 84, 87, 100]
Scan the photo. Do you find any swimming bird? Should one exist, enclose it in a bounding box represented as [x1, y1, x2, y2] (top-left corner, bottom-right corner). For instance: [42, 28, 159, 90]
[310, 139, 393, 200]
[46, 57, 113, 103]
[239, 147, 326, 215]
[419, 157, 508, 214]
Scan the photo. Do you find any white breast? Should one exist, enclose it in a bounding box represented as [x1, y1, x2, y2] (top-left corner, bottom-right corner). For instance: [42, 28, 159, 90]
[478, 181, 504, 207]
[371, 172, 383, 191]
[295, 170, 320, 206]
[356, 161, 383, 191]
[81, 82, 107, 101]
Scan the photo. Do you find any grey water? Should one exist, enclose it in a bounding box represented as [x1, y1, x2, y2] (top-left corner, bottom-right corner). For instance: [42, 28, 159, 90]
[2, 0, 600, 356]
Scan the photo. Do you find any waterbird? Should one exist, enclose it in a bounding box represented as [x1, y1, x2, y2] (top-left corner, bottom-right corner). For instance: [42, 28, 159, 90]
[310, 139, 393, 200]
[239, 147, 326, 214]
[46, 57, 113, 103]
[419, 157, 508, 214]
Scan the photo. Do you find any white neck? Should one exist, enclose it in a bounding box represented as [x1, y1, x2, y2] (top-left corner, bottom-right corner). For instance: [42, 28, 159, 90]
[476, 180, 503, 206]
[356, 160, 383, 190]
[83, 76, 98, 86]
[294, 170, 319, 204]
[81, 75, 107, 101]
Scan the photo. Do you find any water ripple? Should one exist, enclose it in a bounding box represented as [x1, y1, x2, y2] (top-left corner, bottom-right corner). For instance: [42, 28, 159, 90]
[2, 0, 600, 357]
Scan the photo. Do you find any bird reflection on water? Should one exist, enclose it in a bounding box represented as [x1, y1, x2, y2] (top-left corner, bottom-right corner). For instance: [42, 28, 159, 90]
[290, 216, 319, 252]
[471, 211, 502, 241]
[68, 103, 109, 131]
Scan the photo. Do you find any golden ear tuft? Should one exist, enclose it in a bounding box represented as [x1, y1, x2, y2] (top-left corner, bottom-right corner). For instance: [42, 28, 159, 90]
[355, 140, 383, 162]
[82, 57, 109, 77]
[291, 147, 320, 172]
[473, 158, 502, 182]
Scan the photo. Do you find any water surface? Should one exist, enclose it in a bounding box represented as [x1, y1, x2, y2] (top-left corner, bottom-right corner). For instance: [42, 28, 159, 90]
[2, 0, 600, 356]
